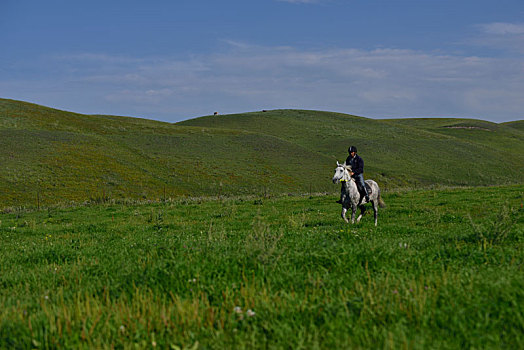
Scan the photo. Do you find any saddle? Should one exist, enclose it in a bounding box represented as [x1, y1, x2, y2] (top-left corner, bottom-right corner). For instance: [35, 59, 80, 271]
[356, 181, 372, 198]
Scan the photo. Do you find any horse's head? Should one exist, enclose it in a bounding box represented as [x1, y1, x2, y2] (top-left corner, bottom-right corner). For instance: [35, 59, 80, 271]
[332, 161, 352, 184]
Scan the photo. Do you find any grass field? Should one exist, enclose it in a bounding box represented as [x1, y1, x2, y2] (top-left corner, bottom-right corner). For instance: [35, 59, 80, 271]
[1, 185, 522, 348]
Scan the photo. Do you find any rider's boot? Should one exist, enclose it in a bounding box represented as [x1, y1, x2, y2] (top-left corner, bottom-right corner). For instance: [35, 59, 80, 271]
[357, 190, 369, 205]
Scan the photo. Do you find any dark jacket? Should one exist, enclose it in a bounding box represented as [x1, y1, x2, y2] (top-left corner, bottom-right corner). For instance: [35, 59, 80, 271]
[345, 154, 364, 177]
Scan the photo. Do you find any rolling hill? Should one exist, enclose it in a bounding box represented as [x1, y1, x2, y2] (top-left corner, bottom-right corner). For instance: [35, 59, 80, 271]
[1, 98, 523, 208]
[179, 110, 524, 186]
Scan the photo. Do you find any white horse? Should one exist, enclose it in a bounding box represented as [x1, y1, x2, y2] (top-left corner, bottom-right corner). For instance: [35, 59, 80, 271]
[332, 162, 386, 226]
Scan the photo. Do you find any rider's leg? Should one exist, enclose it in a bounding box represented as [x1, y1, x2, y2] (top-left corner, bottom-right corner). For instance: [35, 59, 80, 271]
[356, 174, 370, 201]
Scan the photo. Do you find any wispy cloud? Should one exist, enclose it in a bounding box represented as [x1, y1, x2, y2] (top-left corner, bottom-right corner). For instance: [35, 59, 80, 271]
[480, 22, 524, 35]
[472, 22, 524, 54]
[2, 42, 523, 122]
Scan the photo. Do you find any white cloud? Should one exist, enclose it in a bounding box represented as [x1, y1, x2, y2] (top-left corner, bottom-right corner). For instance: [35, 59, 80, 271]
[2, 42, 524, 122]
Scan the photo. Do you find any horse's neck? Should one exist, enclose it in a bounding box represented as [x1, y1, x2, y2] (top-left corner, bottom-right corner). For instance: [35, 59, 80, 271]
[343, 174, 357, 193]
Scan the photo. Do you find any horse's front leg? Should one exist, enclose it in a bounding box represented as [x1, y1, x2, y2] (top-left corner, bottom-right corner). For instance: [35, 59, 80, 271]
[341, 207, 350, 223]
[351, 205, 357, 224]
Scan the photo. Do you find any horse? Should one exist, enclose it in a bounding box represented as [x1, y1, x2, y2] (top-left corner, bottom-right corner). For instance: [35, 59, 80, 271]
[332, 162, 386, 226]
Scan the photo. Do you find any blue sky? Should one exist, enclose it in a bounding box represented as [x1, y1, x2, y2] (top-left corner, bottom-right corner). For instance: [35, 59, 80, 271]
[1, 0, 523, 122]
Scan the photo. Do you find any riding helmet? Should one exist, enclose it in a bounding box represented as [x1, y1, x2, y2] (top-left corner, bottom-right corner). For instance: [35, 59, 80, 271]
[348, 146, 357, 153]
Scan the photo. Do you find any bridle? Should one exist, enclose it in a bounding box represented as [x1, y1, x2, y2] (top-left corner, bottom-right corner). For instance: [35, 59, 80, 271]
[336, 164, 353, 182]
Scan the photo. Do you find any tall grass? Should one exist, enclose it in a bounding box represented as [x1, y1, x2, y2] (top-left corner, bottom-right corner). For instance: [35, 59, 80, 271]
[0, 185, 522, 348]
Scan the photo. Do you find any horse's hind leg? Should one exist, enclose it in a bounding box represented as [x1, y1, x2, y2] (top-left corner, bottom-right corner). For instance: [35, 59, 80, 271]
[356, 205, 366, 223]
[372, 200, 378, 226]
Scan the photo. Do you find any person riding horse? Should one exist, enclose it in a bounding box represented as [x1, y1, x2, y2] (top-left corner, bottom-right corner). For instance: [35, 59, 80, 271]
[337, 146, 370, 204]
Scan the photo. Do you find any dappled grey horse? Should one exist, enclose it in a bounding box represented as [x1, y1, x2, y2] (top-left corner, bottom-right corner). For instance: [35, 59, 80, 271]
[332, 162, 386, 226]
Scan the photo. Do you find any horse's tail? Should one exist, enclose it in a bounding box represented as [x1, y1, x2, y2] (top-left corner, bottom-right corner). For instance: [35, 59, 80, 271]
[378, 190, 386, 208]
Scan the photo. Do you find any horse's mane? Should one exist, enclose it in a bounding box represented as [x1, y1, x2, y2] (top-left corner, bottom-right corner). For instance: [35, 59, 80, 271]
[338, 163, 352, 172]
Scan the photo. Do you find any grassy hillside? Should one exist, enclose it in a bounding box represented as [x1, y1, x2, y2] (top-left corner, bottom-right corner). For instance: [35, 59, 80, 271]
[0, 186, 522, 348]
[503, 120, 524, 132]
[0, 100, 332, 207]
[1, 99, 523, 207]
[179, 110, 524, 187]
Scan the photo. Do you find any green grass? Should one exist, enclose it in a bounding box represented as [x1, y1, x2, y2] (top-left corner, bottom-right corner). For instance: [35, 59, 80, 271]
[502, 120, 524, 132]
[0, 185, 522, 348]
[1, 99, 524, 208]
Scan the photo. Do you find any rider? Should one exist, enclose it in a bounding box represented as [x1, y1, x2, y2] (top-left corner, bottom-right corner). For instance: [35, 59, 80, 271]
[337, 146, 370, 204]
